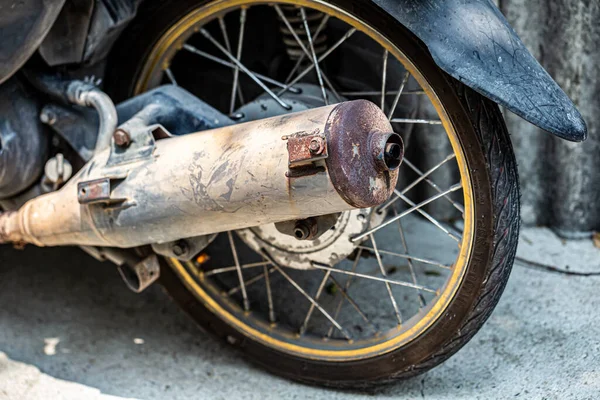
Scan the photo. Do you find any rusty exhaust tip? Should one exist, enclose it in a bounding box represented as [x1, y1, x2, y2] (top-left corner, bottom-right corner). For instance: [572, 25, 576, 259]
[371, 132, 404, 172]
[325, 100, 400, 209]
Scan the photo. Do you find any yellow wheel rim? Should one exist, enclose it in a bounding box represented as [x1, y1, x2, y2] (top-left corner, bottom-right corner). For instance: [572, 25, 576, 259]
[136, 0, 474, 361]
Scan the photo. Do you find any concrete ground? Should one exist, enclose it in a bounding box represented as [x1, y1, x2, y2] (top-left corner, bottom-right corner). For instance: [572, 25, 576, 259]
[0, 226, 599, 400]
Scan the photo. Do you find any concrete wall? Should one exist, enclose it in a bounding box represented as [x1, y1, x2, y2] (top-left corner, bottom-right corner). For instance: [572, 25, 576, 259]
[499, 0, 600, 237]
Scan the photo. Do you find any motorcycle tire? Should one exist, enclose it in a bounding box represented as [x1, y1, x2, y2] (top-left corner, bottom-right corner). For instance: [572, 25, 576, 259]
[106, 0, 520, 388]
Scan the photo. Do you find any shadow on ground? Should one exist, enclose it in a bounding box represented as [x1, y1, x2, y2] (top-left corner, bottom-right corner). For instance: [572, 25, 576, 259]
[0, 231, 599, 399]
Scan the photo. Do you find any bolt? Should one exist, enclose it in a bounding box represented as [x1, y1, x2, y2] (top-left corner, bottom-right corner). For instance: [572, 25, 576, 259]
[172, 240, 188, 257]
[40, 109, 57, 125]
[308, 137, 324, 155]
[113, 129, 131, 148]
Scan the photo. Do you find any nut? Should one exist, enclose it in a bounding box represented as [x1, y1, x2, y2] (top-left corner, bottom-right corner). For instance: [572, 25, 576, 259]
[172, 240, 188, 256]
[40, 109, 57, 125]
[308, 137, 324, 155]
[113, 129, 131, 148]
[293, 218, 318, 240]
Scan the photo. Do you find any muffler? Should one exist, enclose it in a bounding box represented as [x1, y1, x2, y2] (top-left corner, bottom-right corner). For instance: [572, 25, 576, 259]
[0, 100, 401, 248]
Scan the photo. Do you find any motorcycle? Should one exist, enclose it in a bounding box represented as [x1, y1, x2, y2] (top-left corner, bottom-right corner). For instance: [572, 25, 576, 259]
[0, 0, 586, 387]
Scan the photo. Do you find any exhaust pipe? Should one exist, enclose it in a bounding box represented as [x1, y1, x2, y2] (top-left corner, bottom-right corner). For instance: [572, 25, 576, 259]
[0, 100, 401, 248]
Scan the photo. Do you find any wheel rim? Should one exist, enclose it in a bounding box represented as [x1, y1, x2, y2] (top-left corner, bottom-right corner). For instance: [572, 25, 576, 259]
[134, 0, 475, 361]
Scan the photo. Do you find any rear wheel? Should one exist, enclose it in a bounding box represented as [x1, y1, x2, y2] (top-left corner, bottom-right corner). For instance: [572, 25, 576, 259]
[107, 0, 520, 387]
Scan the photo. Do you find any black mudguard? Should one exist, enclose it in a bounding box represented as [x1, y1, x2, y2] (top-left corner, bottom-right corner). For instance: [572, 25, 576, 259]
[0, 0, 65, 85]
[373, 0, 587, 141]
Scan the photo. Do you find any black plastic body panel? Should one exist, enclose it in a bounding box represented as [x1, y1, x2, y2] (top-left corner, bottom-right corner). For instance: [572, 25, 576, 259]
[0, 0, 65, 84]
[0, 78, 49, 199]
[39, 0, 94, 66]
[372, 0, 587, 141]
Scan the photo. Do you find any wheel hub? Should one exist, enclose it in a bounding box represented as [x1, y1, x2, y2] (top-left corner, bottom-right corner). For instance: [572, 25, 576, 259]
[237, 209, 384, 269]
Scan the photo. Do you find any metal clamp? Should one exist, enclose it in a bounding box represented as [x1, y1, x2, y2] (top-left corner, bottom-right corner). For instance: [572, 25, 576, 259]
[77, 176, 127, 205]
[284, 129, 328, 168]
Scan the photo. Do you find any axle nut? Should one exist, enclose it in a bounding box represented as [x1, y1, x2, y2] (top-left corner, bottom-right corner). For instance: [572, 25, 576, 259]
[293, 218, 318, 241]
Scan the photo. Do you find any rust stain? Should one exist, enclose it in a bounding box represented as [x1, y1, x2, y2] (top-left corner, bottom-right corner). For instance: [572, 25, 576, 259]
[285, 129, 328, 168]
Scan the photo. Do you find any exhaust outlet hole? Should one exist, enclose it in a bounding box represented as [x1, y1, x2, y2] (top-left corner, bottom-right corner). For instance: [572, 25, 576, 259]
[384, 134, 403, 171]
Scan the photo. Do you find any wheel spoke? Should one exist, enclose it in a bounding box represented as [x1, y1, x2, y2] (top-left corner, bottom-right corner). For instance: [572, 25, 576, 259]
[299, 270, 331, 335]
[339, 89, 425, 96]
[218, 17, 233, 52]
[388, 71, 410, 120]
[391, 118, 442, 124]
[371, 234, 402, 325]
[205, 260, 270, 277]
[311, 262, 437, 293]
[275, 5, 336, 104]
[394, 209, 426, 308]
[326, 248, 362, 339]
[353, 183, 462, 242]
[183, 44, 301, 93]
[328, 274, 380, 334]
[403, 158, 465, 213]
[320, 71, 342, 102]
[218, 15, 243, 108]
[263, 251, 352, 340]
[263, 262, 276, 323]
[300, 7, 328, 104]
[228, 266, 275, 295]
[165, 67, 177, 85]
[277, 27, 356, 96]
[381, 49, 388, 111]
[227, 231, 250, 311]
[228, 9, 247, 114]
[199, 28, 291, 109]
[357, 246, 451, 269]
[284, 14, 330, 84]
[395, 191, 461, 242]
[379, 154, 456, 212]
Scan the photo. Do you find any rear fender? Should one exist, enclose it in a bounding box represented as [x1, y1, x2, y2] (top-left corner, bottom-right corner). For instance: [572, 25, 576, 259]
[372, 0, 587, 141]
